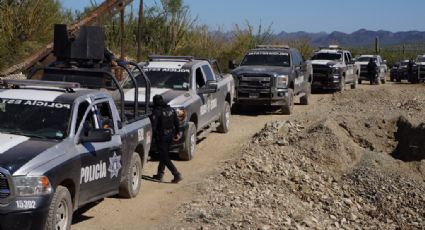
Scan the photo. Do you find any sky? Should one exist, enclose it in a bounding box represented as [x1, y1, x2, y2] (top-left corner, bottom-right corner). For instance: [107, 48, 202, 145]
[61, 0, 425, 33]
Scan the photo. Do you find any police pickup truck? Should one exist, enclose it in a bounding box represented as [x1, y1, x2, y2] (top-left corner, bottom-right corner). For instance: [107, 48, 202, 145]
[122, 56, 234, 161]
[412, 55, 425, 83]
[0, 25, 152, 230]
[354, 54, 387, 84]
[230, 45, 312, 115]
[311, 45, 358, 91]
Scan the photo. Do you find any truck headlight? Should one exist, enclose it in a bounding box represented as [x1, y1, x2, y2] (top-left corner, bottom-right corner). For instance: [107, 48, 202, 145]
[175, 108, 187, 122]
[332, 67, 340, 74]
[276, 75, 289, 88]
[13, 176, 52, 196]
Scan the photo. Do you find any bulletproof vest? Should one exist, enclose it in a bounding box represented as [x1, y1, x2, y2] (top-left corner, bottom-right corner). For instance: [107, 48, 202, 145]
[160, 106, 175, 132]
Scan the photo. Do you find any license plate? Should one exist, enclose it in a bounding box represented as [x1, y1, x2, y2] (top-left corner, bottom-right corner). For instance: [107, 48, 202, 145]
[249, 93, 259, 98]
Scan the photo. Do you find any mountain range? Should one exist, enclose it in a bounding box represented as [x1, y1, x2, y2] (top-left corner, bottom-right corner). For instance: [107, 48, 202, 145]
[277, 29, 425, 47]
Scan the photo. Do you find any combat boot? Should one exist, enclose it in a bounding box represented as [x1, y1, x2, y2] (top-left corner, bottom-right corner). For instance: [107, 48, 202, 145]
[171, 173, 183, 184]
[152, 174, 163, 182]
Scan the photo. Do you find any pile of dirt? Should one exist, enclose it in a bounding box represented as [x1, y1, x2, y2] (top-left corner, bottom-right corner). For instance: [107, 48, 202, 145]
[172, 84, 425, 229]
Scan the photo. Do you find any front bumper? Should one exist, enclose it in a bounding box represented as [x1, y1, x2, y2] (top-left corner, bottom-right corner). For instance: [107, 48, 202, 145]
[0, 196, 51, 230]
[312, 74, 341, 89]
[235, 88, 289, 106]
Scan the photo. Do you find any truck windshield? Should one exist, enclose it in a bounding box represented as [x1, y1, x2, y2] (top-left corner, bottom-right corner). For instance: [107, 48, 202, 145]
[240, 52, 291, 67]
[0, 99, 71, 140]
[357, 57, 376, 62]
[417, 57, 425, 62]
[125, 69, 190, 90]
[312, 53, 342, 61]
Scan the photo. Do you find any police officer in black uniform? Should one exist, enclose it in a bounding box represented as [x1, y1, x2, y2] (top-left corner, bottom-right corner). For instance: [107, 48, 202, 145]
[151, 95, 183, 183]
[367, 58, 378, 85]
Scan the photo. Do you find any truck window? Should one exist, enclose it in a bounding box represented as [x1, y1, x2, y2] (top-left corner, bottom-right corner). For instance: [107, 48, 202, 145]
[344, 53, 350, 63]
[95, 102, 114, 130]
[202, 65, 215, 81]
[195, 68, 206, 88]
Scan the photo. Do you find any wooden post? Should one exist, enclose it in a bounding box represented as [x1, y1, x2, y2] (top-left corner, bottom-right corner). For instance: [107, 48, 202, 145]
[137, 0, 143, 62]
[120, 9, 125, 60]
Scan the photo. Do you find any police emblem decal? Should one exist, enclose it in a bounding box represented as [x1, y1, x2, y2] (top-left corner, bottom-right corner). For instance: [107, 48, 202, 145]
[108, 152, 122, 178]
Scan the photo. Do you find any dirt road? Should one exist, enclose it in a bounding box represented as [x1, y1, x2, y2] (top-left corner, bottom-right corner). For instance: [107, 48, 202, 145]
[72, 82, 424, 230]
[72, 92, 315, 230]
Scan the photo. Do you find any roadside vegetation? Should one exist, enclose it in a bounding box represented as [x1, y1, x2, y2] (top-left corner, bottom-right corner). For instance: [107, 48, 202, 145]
[1, 0, 424, 72]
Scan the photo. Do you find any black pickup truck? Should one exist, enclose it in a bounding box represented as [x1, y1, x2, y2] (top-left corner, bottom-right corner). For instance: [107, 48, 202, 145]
[0, 25, 152, 230]
[230, 45, 312, 114]
[122, 56, 235, 161]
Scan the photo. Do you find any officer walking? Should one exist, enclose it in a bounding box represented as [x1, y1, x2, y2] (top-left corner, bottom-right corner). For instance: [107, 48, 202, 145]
[151, 95, 183, 183]
[367, 58, 378, 85]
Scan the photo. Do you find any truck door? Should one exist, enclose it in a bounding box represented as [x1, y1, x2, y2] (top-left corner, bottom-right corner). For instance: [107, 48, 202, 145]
[201, 64, 220, 123]
[76, 100, 122, 203]
[293, 51, 307, 93]
[344, 52, 355, 82]
[195, 67, 211, 128]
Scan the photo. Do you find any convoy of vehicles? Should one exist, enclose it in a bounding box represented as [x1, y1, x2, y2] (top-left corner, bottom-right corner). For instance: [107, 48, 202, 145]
[230, 45, 312, 115]
[310, 45, 358, 91]
[0, 25, 152, 230]
[2, 18, 425, 230]
[122, 56, 235, 161]
[355, 55, 387, 84]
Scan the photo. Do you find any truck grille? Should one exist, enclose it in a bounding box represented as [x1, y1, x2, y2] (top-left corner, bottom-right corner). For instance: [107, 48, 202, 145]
[238, 74, 272, 90]
[312, 65, 331, 77]
[0, 173, 10, 199]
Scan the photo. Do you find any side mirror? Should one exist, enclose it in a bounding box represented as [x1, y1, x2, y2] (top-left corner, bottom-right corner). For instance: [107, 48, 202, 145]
[228, 60, 237, 70]
[197, 80, 218, 94]
[352, 58, 356, 62]
[80, 129, 112, 143]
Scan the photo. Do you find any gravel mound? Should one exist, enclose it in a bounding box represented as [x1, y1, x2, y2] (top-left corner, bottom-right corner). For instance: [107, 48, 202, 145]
[174, 84, 425, 230]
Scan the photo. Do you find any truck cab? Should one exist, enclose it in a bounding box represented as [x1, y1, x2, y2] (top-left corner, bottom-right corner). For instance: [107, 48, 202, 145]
[122, 56, 235, 161]
[311, 45, 358, 91]
[230, 45, 312, 115]
[355, 54, 387, 84]
[0, 25, 152, 230]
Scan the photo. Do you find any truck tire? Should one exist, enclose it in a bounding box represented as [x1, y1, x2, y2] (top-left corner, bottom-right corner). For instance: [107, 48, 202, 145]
[179, 122, 196, 161]
[281, 89, 294, 115]
[358, 79, 362, 84]
[217, 101, 231, 133]
[339, 76, 345, 92]
[300, 83, 311, 105]
[45, 186, 72, 230]
[119, 152, 142, 198]
[351, 76, 358, 89]
[381, 74, 387, 84]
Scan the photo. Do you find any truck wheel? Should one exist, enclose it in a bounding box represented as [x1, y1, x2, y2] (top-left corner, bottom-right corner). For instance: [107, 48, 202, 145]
[119, 152, 142, 198]
[300, 83, 311, 105]
[281, 89, 294, 115]
[351, 76, 358, 89]
[179, 122, 196, 161]
[217, 101, 231, 133]
[381, 75, 387, 84]
[339, 76, 345, 92]
[358, 79, 362, 84]
[45, 186, 72, 230]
